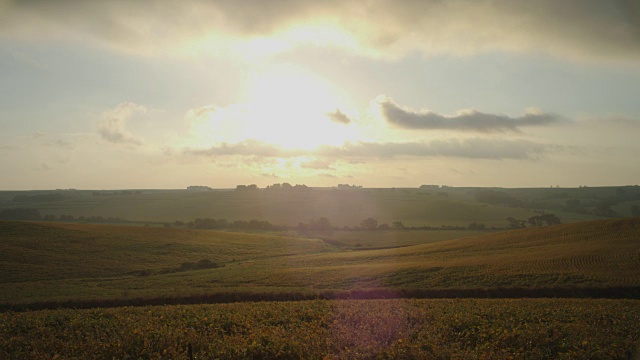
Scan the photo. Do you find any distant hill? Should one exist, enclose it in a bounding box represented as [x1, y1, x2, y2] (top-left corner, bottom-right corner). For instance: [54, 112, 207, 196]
[2, 186, 628, 227]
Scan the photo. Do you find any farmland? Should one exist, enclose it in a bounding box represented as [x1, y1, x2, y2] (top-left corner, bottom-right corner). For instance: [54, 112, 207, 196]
[4, 185, 635, 228]
[2, 299, 639, 359]
[1, 204, 640, 358]
[1, 217, 639, 307]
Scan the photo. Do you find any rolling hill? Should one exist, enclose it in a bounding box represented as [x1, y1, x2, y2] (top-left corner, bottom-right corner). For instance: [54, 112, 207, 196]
[1, 217, 638, 307]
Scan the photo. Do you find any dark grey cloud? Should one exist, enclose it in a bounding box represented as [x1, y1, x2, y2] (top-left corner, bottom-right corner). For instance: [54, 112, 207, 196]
[1, 0, 637, 62]
[379, 97, 561, 133]
[327, 109, 351, 124]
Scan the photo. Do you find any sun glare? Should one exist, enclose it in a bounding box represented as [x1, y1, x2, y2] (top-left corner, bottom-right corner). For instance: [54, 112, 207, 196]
[239, 66, 357, 150]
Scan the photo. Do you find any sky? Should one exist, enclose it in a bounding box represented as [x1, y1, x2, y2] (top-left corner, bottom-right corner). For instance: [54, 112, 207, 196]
[1, 0, 639, 190]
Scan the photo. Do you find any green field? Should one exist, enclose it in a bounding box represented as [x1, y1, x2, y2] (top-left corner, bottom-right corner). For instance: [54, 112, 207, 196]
[3, 186, 624, 227]
[2, 299, 639, 359]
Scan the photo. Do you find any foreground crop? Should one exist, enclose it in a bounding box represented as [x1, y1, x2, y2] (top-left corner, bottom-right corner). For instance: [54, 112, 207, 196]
[2, 299, 639, 359]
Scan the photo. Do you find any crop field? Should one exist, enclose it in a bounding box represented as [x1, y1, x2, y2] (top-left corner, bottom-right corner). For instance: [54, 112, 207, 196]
[1, 217, 639, 307]
[2, 299, 639, 359]
[2, 216, 640, 358]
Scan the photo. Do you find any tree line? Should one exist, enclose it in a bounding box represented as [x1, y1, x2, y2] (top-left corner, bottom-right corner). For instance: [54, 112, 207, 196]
[1, 208, 563, 232]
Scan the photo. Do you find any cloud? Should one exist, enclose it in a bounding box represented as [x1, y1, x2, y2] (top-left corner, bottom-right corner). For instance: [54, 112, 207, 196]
[184, 139, 304, 158]
[182, 136, 548, 160]
[317, 139, 547, 160]
[327, 109, 351, 124]
[378, 96, 561, 133]
[300, 159, 335, 170]
[581, 114, 640, 128]
[1, 0, 637, 62]
[97, 102, 146, 145]
[186, 105, 218, 119]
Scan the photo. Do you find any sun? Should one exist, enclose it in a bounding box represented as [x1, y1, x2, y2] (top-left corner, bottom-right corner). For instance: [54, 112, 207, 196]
[239, 66, 357, 150]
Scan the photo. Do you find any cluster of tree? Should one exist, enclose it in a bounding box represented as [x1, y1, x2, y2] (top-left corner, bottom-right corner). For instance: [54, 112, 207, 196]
[44, 214, 129, 223]
[188, 217, 281, 231]
[593, 202, 619, 217]
[0, 209, 130, 224]
[506, 214, 561, 229]
[265, 183, 310, 191]
[297, 218, 497, 232]
[551, 187, 640, 217]
[12, 193, 66, 202]
[360, 217, 378, 230]
[236, 183, 312, 192]
[336, 184, 363, 190]
[297, 217, 332, 232]
[235, 184, 259, 191]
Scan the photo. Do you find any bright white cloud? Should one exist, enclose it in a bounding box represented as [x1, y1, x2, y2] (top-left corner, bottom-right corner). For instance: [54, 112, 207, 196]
[97, 102, 146, 145]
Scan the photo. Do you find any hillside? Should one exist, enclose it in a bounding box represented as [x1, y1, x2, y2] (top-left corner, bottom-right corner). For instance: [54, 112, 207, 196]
[0, 187, 609, 228]
[272, 217, 640, 290]
[1, 217, 639, 306]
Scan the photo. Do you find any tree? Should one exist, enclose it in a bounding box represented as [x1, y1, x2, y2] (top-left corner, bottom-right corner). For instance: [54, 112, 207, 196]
[468, 222, 486, 230]
[540, 213, 561, 225]
[360, 217, 378, 230]
[392, 221, 405, 230]
[526, 213, 561, 227]
[309, 217, 332, 231]
[506, 217, 525, 229]
[594, 202, 618, 217]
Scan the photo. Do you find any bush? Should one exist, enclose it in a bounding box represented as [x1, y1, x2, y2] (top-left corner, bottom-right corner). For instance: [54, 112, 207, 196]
[177, 259, 221, 272]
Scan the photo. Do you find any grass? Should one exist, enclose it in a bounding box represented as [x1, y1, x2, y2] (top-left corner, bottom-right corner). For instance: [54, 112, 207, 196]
[1, 217, 639, 306]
